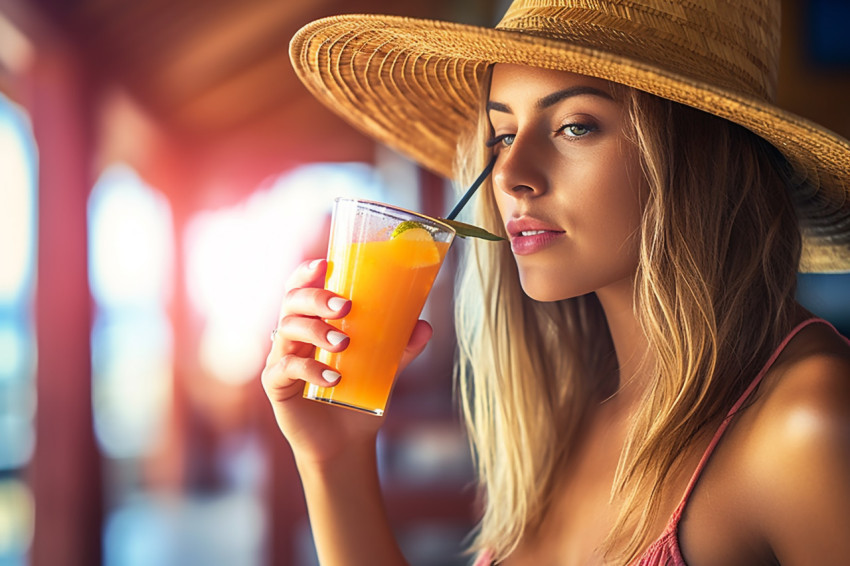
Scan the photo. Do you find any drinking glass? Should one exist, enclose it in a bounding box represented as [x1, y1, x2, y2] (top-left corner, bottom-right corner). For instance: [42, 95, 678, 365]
[304, 198, 455, 415]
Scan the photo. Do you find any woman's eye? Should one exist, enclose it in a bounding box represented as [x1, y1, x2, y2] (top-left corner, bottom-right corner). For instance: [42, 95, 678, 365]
[485, 133, 515, 148]
[558, 123, 596, 138]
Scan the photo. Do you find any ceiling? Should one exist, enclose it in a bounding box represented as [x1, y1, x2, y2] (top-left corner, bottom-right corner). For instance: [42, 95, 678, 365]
[0, 0, 504, 206]
[2, 0, 847, 202]
[21, 0, 496, 143]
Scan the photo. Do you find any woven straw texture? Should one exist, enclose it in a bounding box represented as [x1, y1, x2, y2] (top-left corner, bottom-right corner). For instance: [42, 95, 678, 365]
[290, 0, 850, 272]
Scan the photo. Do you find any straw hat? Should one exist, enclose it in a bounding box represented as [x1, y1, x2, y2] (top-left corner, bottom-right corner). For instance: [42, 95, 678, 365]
[289, 0, 850, 272]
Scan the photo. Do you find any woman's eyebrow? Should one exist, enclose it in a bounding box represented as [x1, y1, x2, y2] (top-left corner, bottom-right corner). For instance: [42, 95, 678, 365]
[486, 100, 511, 113]
[537, 86, 614, 109]
[487, 85, 614, 115]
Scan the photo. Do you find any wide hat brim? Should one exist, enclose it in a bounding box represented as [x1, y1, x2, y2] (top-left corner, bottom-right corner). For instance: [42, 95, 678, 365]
[290, 14, 850, 273]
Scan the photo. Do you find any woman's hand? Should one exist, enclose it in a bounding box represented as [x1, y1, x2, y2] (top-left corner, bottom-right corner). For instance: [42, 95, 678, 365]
[261, 258, 433, 466]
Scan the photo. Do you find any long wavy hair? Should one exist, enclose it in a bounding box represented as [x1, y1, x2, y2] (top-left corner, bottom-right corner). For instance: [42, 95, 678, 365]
[453, 66, 803, 564]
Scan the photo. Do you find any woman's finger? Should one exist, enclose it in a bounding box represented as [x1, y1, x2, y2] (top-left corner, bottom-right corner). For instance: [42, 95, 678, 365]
[261, 353, 342, 404]
[399, 319, 433, 371]
[280, 286, 351, 320]
[274, 314, 350, 356]
[267, 258, 350, 361]
[284, 258, 327, 293]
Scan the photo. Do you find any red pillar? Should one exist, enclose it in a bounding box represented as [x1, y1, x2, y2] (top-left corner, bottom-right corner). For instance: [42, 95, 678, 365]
[27, 43, 103, 566]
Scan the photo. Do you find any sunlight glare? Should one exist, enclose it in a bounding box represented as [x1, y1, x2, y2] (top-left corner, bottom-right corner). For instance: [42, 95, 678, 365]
[0, 107, 36, 302]
[186, 163, 384, 384]
[88, 165, 174, 307]
[88, 164, 174, 458]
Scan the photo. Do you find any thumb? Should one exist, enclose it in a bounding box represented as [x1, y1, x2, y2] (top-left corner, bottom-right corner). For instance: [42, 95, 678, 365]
[399, 320, 433, 371]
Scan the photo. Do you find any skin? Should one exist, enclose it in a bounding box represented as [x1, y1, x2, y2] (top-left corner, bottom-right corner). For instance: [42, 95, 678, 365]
[261, 64, 850, 565]
[261, 258, 430, 565]
[488, 63, 650, 405]
[488, 65, 645, 304]
[488, 63, 664, 565]
[487, 64, 850, 566]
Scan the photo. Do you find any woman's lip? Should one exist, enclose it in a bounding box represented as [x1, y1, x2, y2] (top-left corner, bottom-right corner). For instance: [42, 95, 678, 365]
[509, 230, 565, 255]
[505, 217, 563, 237]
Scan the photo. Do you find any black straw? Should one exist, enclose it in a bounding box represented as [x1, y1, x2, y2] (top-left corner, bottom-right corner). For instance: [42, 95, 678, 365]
[446, 155, 497, 220]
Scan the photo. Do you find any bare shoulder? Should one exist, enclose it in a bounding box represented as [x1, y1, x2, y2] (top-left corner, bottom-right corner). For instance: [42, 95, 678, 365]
[743, 321, 850, 565]
[755, 321, 850, 437]
[748, 320, 850, 468]
[750, 322, 850, 478]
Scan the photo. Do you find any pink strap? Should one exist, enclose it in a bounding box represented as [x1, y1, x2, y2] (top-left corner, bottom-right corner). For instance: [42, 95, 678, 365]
[475, 317, 844, 566]
[668, 317, 835, 523]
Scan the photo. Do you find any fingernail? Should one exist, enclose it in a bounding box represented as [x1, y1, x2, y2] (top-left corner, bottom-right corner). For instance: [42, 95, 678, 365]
[322, 369, 341, 385]
[326, 330, 348, 346]
[328, 297, 347, 311]
[309, 259, 322, 270]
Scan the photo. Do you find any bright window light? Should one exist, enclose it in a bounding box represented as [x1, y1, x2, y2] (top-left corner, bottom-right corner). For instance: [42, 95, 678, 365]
[88, 164, 174, 308]
[0, 97, 37, 303]
[0, 479, 34, 561]
[185, 163, 385, 385]
[0, 321, 35, 470]
[91, 312, 173, 458]
[88, 164, 174, 458]
[0, 93, 37, 478]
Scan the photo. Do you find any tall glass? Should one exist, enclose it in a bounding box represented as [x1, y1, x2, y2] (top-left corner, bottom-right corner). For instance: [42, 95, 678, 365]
[304, 198, 455, 415]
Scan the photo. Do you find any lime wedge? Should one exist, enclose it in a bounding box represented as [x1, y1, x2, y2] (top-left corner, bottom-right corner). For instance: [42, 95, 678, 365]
[389, 221, 440, 267]
[391, 220, 433, 240]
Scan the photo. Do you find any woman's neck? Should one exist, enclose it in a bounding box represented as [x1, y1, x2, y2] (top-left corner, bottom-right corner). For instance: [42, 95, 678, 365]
[594, 276, 653, 413]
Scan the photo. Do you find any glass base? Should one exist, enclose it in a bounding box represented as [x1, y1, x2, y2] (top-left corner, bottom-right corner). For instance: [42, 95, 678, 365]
[304, 395, 384, 416]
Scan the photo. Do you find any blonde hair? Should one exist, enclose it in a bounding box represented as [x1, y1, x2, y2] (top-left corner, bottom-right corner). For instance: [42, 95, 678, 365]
[453, 68, 802, 563]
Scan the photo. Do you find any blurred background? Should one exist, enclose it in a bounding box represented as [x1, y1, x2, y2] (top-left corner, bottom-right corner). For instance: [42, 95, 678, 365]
[0, 0, 847, 565]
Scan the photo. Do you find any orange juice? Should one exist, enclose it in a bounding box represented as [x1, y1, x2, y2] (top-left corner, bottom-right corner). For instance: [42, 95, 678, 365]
[305, 230, 450, 415]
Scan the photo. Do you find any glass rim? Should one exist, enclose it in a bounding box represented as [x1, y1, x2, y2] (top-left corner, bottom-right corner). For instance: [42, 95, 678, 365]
[333, 197, 456, 235]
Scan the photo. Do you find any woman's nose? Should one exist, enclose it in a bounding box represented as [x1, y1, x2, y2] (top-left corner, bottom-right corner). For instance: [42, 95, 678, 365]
[491, 133, 549, 198]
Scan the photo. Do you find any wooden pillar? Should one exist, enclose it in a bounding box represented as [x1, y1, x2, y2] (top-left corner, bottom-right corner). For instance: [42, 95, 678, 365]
[27, 42, 102, 566]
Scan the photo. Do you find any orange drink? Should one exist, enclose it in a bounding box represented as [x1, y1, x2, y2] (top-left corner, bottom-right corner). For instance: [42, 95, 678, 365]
[304, 199, 455, 415]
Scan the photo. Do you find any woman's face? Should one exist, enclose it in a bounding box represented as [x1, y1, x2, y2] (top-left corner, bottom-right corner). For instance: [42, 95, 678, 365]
[488, 64, 646, 302]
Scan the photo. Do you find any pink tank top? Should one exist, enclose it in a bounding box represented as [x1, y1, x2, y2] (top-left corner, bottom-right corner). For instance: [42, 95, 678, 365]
[474, 318, 843, 566]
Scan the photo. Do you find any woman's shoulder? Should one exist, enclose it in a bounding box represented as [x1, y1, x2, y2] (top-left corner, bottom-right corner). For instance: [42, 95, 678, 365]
[748, 319, 850, 460]
[755, 319, 850, 438]
[737, 319, 850, 561]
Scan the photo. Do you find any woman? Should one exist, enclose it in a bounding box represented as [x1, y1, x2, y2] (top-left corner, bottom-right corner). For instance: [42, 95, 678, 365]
[264, 0, 850, 564]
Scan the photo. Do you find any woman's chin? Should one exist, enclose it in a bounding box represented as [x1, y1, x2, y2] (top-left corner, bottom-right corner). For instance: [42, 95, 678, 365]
[519, 278, 576, 303]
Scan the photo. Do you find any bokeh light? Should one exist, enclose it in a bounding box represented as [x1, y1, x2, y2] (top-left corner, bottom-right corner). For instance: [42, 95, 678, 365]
[185, 163, 385, 384]
[0, 92, 37, 565]
[88, 164, 174, 458]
